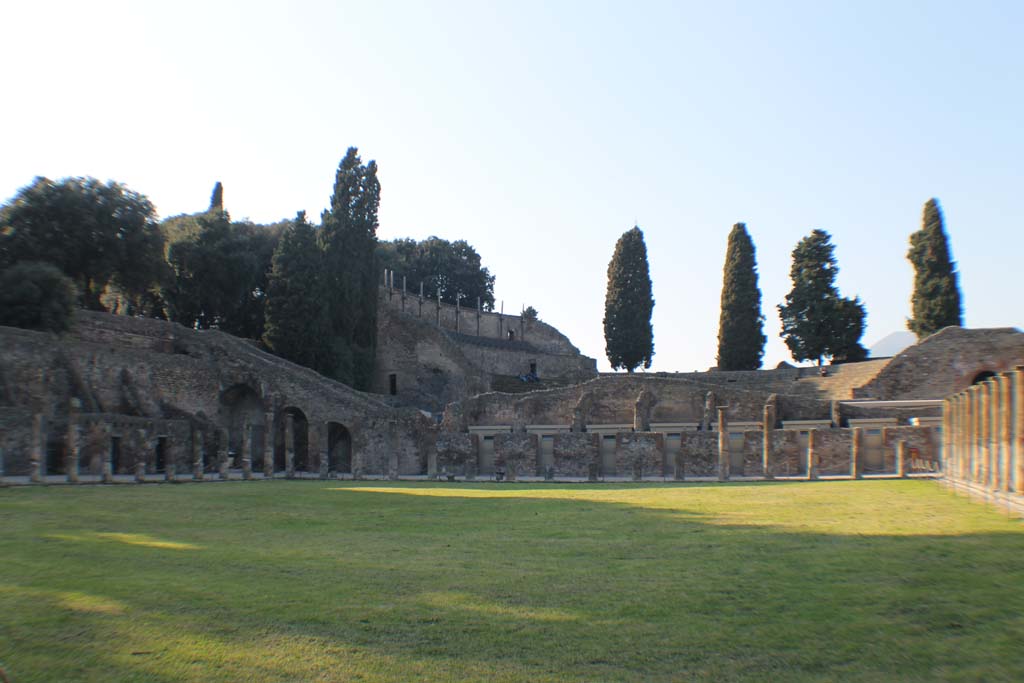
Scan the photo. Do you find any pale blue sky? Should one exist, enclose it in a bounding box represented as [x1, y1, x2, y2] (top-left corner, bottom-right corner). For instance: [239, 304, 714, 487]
[3, 1, 1021, 371]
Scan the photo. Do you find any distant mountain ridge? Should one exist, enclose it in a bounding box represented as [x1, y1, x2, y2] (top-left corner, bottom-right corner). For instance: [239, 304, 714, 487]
[869, 331, 917, 358]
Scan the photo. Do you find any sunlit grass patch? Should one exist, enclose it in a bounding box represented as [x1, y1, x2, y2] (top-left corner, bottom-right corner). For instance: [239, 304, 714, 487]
[1, 480, 1022, 682]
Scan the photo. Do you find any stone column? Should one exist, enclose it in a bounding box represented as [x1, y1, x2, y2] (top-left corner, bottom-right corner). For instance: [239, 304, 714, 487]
[284, 413, 295, 479]
[762, 402, 775, 480]
[319, 422, 330, 479]
[218, 428, 230, 480]
[851, 427, 864, 480]
[1014, 369, 1024, 495]
[102, 429, 114, 483]
[717, 407, 729, 481]
[30, 413, 45, 483]
[165, 439, 176, 482]
[998, 374, 1012, 492]
[135, 455, 146, 483]
[240, 419, 253, 480]
[973, 385, 984, 484]
[65, 423, 80, 484]
[990, 378, 1002, 490]
[974, 385, 983, 485]
[192, 429, 204, 481]
[942, 397, 953, 478]
[388, 420, 400, 480]
[807, 429, 819, 480]
[263, 412, 274, 478]
[896, 439, 908, 478]
[65, 399, 81, 483]
[983, 380, 995, 488]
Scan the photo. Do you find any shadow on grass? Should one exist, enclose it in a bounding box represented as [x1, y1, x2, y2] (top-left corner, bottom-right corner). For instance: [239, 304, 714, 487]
[1, 482, 1023, 682]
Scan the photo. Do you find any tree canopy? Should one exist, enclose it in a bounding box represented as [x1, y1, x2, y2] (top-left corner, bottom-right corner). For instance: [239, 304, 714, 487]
[778, 229, 867, 365]
[0, 261, 78, 334]
[716, 223, 765, 370]
[319, 147, 381, 390]
[0, 176, 164, 311]
[263, 212, 329, 370]
[907, 198, 962, 339]
[377, 236, 496, 310]
[603, 226, 654, 372]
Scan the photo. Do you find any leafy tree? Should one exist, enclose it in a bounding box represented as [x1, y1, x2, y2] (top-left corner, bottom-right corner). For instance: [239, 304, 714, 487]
[522, 305, 539, 322]
[163, 210, 283, 338]
[263, 212, 330, 370]
[319, 147, 380, 389]
[716, 223, 765, 370]
[209, 181, 224, 213]
[778, 229, 867, 365]
[907, 198, 962, 338]
[0, 176, 164, 310]
[603, 226, 654, 372]
[377, 236, 496, 310]
[0, 262, 77, 333]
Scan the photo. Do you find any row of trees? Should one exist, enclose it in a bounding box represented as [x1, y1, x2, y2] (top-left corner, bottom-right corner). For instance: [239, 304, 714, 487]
[0, 150, 498, 391]
[603, 199, 963, 372]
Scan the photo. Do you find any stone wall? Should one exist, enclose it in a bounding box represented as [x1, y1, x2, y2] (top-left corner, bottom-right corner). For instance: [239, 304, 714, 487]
[436, 432, 477, 477]
[812, 429, 854, 476]
[679, 432, 717, 477]
[445, 375, 831, 432]
[493, 433, 539, 479]
[374, 291, 597, 412]
[0, 311, 435, 479]
[615, 432, 665, 480]
[552, 433, 599, 478]
[855, 327, 1024, 400]
[883, 425, 939, 474]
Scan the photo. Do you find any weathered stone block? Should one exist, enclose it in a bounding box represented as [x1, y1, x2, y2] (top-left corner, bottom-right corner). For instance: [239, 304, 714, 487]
[615, 432, 664, 479]
[494, 433, 539, 478]
[552, 433, 599, 478]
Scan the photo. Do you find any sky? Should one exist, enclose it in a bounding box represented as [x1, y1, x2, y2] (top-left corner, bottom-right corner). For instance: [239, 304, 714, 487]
[2, 1, 1022, 372]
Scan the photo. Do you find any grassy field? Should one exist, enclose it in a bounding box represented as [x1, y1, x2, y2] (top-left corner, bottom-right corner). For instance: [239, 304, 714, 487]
[1, 480, 1022, 682]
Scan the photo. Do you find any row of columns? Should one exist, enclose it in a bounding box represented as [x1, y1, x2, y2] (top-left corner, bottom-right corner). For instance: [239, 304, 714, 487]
[944, 369, 1024, 496]
[9, 411, 351, 484]
[714, 404, 912, 481]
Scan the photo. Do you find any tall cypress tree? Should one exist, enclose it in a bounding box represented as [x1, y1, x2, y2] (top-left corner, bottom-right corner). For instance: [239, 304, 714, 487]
[716, 223, 765, 370]
[263, 212, 328, 371]
[778, 229, 867, 365]
[603, 225, 654, 372]
[907, 198, 962, 338]
[209, 182, 224, 213]
[319, 148, 380, 389]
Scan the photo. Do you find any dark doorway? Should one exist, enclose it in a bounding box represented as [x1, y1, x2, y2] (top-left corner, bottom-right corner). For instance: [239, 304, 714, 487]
[972, 370, 996, 385]
[155, 437, 167, 473]
[111, 436, 122, 474]
[328, 422, 352, 474]
[276, 408, 309, 473]
[389, 373, 398, 396]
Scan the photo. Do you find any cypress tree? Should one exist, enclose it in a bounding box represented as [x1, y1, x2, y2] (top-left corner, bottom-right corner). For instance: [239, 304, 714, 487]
[319, 148, 380, 389]
[263, 212, 327, 371]
[603, 225, 654, 372]
[209, 182, 224, 213]
[716, 223, 765, 370]
[907, 198, 962, 338]
[778, 229, 866, 365]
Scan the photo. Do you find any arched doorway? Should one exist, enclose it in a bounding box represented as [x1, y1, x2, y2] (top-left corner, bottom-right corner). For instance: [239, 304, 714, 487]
[219, 384, 266, 470]
[971, 370, 996, 385]
[274, 407, 309, 474]
[327, 422, 352, 475]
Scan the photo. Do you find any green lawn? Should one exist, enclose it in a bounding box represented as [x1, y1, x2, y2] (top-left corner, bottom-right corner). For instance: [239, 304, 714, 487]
[1, 480, 1022, 682]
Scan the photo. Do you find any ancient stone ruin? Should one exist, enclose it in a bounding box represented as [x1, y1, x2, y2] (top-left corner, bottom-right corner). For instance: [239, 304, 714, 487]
[2, 289, 1024, 492]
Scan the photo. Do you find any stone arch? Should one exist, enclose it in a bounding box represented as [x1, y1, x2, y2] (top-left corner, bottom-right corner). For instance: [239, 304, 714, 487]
[274, 407, 310, 474]
[327, 422, 353, 475]
[971, 370, 997, 385]
[219, 384, 266, 468]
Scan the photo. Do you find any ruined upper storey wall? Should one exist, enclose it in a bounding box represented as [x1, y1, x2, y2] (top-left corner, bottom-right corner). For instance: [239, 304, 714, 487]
[855, 327, 1024, 400]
